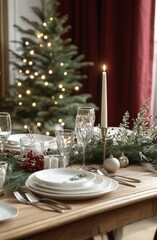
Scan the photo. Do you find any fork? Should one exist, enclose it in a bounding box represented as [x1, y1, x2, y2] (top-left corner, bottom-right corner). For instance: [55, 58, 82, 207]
[25, 192, 64, 213]
[14, 191, 63, 213]
[25, 192, 72, 210]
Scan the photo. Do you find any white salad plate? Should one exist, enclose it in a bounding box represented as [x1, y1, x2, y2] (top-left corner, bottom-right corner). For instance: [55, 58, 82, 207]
[35, 168, 96, 188]
[5, 134, 56, 152]
[0, 202, 19, 221]
[26, 174, 112, 195]
[25, 178, 119, 200]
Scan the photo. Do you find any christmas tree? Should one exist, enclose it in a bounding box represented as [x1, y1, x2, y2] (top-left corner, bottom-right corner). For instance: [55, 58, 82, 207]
[7, 0, 97, 135]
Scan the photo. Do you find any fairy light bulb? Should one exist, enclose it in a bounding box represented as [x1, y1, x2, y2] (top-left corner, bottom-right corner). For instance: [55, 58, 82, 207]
[34, 72, 38, 76]
[44, 35, 48, 39]
[41, 75, 46, 80]
[50, 17, 53, 21]
[46, 132, 50, 135]
[43, 22, 47, 27]
[64, 72, 67, 76]
[75, 86, 79, 91]
[59, 94, 63, 99]
[25, 70, 30, 74]
[37, 122, 41, 127]
[60, 62, 64, 66]
[44, 82, 48, 86]
[25, 41, 29, 45]
[48, 70, 53, 74]
[54, 101, 58, 105]
[59, 84, 63, 88]
[32, 102, 36, 107]
[24, 125, 28, 129]
[23, 59, 27, 63]
[29, 61, 33, 65]
[30, 50, 34, 55]
[30, 75, 34, 79]
[61, 122, 65, 126]
[40, 44, 43, 48]
[37, 33, 43, 38]
[18, 94, 22, 98]
[26, 90, 31, 94]
[17, 82, 22, 86]
[62, 88, 65, 92]
[19, 102, 22, 106]
[58, 119, 62, 123]
[19, 69, 22, 73]
[47, 42, 51, 47]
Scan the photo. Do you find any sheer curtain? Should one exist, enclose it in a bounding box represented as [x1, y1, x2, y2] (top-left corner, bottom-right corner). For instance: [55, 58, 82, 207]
[59, 0, 155, 126]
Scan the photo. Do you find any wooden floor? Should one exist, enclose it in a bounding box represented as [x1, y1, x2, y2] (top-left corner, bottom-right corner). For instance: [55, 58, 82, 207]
[94, 217, 157, 240]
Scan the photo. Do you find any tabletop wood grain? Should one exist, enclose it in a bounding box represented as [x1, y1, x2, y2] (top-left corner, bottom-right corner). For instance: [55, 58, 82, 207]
[0, 165, 157, 240]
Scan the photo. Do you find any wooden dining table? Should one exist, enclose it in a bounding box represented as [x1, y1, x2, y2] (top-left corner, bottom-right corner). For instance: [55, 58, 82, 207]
[0, 165, 157, 240]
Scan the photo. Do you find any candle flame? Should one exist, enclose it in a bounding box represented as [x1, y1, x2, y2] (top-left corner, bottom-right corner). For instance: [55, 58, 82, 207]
[103, 65, 106, 71]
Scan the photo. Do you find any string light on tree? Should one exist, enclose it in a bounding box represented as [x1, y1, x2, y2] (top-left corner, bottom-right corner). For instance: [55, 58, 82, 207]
[23, 59, 27, 63]
[30, 50, 34, 55]
[19, 102, 22, 106]
[37, 122, 41, 127]
[25, 41, 29, 45]
[44, 35, 48, 39]
[44, 82, 48, 86]
[26, 90, 31, 94]
[64, 72, 67, 76]
[75, 86, 79, 91]
[41, 75, 46, 80]
[43, 22, 47, 27]
[25, 70, 30, 74]
[17, 82, 22, 86]
[59, 94, 63, 99]
[60, 62, 64, 66]
[47, 42, 51, 47]
[29, 61, 33, 65]
[30, 75, 34, 79]
[46, 132, 50, 136]
[24, 125, 28, 129]
[32, 102, 36, 107]
[34, 72, 38, 76]
[49, 70, 53, 74]
[18, 94, 22, 98]
[19, 69, 22, 74]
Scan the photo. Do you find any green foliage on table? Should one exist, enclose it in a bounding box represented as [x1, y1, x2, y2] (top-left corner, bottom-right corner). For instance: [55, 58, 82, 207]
[1, 98, 157, 192]
[3, 0, 97, 135]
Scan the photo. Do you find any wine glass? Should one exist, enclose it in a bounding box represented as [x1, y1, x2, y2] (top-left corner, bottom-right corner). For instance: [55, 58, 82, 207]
[0, 112, 12, 152]
[55, 129, 74, 167]
[77, 107, 95, 125]
[75, 114, 94, 169]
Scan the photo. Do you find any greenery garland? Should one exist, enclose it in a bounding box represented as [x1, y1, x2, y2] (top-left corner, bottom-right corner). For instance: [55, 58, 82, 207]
[1, 98, 157, 192]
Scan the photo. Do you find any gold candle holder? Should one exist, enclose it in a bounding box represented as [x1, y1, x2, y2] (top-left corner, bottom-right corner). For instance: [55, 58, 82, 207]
[101, 127, 107, 165]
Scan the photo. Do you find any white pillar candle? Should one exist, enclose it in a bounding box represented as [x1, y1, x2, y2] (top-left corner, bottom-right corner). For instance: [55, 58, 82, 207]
[101, 65, 108, 128]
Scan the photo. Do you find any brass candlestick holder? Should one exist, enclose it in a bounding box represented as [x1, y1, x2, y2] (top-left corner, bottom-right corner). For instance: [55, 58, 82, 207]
[101, 127, 108, 166]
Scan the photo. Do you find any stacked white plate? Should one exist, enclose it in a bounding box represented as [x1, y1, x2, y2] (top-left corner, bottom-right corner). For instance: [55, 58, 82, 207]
[5, 134, 57, 152]
[25, 168, 119, 200]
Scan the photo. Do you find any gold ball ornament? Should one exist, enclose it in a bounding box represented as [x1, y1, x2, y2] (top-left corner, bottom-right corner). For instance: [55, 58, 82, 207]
[119, 152, 129, 168]
[104, 154, 120, 173]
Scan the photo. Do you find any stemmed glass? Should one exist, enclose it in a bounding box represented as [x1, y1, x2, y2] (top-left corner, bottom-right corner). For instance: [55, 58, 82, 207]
[75, 107, 95, 168]
[0, 112, 12, 152]
[55, 129, 74, 167]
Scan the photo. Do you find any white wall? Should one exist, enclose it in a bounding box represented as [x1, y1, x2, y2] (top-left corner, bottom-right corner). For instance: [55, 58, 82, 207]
[8, 0, 42, 84]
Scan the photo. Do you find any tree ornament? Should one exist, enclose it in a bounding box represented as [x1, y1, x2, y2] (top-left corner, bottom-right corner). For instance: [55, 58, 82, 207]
[104, 154, 120, 173]
[119, 152, 129, 168]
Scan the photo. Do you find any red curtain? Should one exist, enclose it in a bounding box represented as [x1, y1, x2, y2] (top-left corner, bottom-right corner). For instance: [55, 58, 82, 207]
[58, 0, 155, 127]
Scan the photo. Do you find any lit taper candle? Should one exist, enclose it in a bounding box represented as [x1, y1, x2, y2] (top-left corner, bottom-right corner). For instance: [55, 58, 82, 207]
[101, 65, 108, 128]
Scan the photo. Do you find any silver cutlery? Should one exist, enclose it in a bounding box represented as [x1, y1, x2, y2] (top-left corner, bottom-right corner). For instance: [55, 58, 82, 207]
[143, 162, 157, 173]
[25, 192, 72, 210]
[97, 169, 138, 187]
[14, 191, 63, 213]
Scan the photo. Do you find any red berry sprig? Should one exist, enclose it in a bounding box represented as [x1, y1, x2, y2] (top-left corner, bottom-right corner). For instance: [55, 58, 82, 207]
[18, 150, 44, 172]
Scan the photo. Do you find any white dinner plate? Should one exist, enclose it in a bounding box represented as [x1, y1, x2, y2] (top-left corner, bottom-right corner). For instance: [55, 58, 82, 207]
[8, 134, 55, 145]
[26, 174, 112, 195]
[35, 168, 96, 188]
[0, 202, 19, 221]
[25, 178, 119, 200]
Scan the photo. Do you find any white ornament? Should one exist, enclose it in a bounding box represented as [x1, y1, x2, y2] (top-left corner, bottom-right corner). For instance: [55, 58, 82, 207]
[104, 154, 120, 173]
